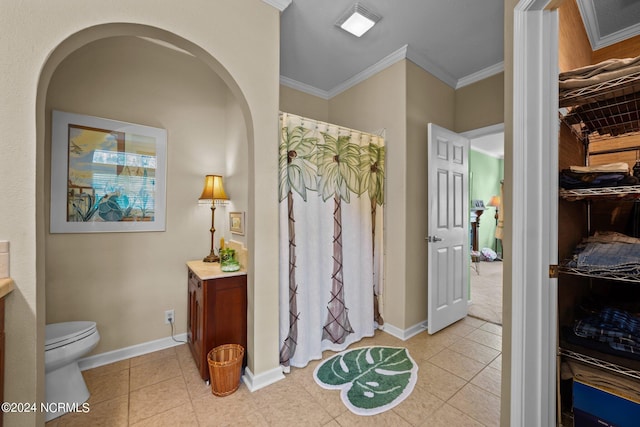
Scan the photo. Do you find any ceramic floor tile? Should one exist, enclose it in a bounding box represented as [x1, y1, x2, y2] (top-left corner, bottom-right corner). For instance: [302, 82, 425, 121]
[85, 367, 129, 404]
[367, 330, 405, 347]
[448, 337, 501, 364]
[181, 360, 213, 401]
[129, 376, 190, 425]
[416, 361, 467, 402]
[130, 354, 182, 391]
[448, 383, 501, 426]
[129, 347, 176, 367]
[420, 328, 461, 349]
[489, 354, 502, 371]
[443, 319, 478, 337]
[192, 387, 267, 426]
[429, 348, 487, 381]
[419, 403, 485, 427]
[55, 394, 129, 427]
[390, 384, 444, 426]
[289, 365, 348, 418]
[460, 316, 487, 328]
[466, 328, 503, 351]
[174, 343, 195, 367]
[471, 365, 502, 397]
[82, 359, 130, 380]
[250, 379, 333, 426]
[334, 408, 413, 427]
[403, 331, 449, 362]
[47, 318, 504, 426]
[130, 402, 198, 427]
[480, 322, 503, 336]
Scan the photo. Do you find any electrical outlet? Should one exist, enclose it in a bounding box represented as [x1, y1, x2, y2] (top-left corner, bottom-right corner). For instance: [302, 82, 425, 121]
[165, 309, 174, 325]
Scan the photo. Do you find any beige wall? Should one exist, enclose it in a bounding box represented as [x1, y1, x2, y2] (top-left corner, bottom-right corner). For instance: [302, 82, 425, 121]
[405, 61, 456, 328]
[455, 72, 505, 133]
[0, 1, 280, 424]
[280, 85, 330, 123]
[328, 61, 408, 329]
[44, 36, 246, 354]
[558, 0, 592, 72]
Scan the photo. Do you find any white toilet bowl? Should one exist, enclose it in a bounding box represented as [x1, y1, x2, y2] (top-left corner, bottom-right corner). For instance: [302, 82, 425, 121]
[44, 321, 99, 421]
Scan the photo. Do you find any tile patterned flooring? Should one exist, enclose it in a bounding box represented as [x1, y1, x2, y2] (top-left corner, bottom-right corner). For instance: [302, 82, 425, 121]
[46, 316, 502, 426]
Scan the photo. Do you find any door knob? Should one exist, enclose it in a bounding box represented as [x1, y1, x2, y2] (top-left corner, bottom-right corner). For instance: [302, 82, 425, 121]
[426, 235, 443, 242]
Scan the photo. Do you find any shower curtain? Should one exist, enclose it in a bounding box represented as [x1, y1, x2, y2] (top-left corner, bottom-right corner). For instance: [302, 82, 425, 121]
[278, 112, 385, 368]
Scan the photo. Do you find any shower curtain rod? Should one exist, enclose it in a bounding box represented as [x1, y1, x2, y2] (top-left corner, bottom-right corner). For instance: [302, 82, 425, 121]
[280, 111, 385, 139]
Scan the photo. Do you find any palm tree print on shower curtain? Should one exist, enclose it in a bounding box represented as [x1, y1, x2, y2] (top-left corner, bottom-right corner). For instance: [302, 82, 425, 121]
[278, 124, 318, 366]
[360, 141, 385, 325]
[318, 132, 360, 344]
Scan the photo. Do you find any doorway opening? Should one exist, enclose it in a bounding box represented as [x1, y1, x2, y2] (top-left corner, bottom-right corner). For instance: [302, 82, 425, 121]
[465, 125, 504, 325]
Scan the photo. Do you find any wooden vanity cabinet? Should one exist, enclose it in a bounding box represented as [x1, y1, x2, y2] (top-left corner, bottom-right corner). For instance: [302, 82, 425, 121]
[187, 262, 247, 381]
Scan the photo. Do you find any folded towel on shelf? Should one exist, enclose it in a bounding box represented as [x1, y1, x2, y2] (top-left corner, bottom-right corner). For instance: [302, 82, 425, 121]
[567, 361, 640, 403]
[559, 56, 640, 90]
[574, 307, 640, 356]
[559, 170, 637, 189]
[577, 242, 640, 273]
[570, 162, 630, 174]
[586, 231, 640, 245]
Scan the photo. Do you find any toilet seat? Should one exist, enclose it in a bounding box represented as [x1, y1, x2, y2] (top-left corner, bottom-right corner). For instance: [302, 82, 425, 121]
[45, 321, 97, 351]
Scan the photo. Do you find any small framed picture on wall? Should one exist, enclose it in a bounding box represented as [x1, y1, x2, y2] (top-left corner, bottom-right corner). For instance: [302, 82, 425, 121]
[229, 212, 245, 235]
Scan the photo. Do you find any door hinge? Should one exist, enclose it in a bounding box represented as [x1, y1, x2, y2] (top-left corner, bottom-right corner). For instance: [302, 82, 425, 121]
[549, 265, 559, 278]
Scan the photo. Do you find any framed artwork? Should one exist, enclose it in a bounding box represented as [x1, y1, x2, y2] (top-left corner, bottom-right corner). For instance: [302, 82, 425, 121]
[229, 212, 245, 235]
[50, 110, 167, 233]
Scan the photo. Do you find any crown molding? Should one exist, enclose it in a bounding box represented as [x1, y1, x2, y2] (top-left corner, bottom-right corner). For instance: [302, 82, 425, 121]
[456, 62, 504, 89]
[279, 47, 503, 100]
[280, 76, 330, 100]
[327, 44, 409, 98]
[593, 24, 640, 50]
[405, 45, 458, 88]
[262, 0, 292, 12]
[576, 0, 640, 50]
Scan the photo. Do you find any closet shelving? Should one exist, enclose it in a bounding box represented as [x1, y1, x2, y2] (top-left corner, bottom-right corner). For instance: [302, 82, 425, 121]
[557, 62, 640, 425]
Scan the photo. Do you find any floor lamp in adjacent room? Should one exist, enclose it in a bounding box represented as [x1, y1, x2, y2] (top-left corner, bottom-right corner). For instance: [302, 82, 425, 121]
[487, 195, 501, 257]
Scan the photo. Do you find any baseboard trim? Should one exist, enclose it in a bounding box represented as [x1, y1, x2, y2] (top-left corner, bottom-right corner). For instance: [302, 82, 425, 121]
[242, 366, 285, 392]
[381, 321, 428, 341]
[78, 333, 188, 371]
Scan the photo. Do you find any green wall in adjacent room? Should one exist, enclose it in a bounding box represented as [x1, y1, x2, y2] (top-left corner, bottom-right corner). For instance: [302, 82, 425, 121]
[470, 149, 504, 252]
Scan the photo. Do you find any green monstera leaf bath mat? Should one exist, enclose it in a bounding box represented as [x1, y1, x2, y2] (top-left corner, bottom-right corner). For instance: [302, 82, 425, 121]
[313, 346, 418, 416]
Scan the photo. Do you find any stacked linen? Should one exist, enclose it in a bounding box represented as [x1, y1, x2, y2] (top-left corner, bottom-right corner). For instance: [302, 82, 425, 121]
[560, 162, 639, 189]
[567, 360, 640, 404]
[566, 231, 640, 277]
[574, 307, 640, 357]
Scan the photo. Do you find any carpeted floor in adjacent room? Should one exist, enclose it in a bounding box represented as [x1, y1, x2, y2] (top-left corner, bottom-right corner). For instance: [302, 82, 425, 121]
[469, 260, 503, 325]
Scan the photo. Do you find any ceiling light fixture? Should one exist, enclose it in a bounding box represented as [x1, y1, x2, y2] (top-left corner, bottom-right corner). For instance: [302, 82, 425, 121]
[336, 3, 381, 37]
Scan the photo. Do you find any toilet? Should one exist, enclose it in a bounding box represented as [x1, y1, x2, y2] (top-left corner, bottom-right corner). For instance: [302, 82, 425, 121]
[45, 321, 100, 421]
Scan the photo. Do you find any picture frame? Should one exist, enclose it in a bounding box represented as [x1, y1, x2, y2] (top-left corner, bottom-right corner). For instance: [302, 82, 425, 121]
[50, 110, 167, 233]
[229, 212, 245, 235]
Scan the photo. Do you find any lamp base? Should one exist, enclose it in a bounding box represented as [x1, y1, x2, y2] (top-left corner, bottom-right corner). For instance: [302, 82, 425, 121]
[203, 253, 219, 263]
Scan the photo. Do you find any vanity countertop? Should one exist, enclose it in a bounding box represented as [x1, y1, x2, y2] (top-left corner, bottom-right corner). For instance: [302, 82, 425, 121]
[0, 278, 14, 299]
[187, 260, 247, 280]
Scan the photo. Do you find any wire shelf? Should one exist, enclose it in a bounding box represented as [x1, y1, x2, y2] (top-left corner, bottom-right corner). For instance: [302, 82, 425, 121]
[559, 261, 640, 283]
[559, 185, 640, 201]
[559, 348, 640, 380]
[559, 71, 640, 108]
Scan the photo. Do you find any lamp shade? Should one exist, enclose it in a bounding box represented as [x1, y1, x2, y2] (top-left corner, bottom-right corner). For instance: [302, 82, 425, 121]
[199, 175, 228, 202]
[487, 195, 501, 208]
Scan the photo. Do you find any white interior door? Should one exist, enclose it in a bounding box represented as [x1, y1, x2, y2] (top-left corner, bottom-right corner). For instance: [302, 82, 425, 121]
[427, 123, 470, 334]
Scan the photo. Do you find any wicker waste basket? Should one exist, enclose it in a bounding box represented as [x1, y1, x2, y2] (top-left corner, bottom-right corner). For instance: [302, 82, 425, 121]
[207, 344, 244, 396]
